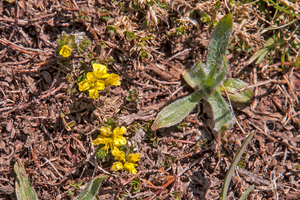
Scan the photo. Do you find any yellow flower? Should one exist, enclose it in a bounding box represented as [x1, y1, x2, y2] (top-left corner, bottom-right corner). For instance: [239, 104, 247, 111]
[111, 147, 126, 162]
[111, 149, 140, 174]
[92, 63, 110, 79]
[112, 152, 140, 174]
[124, 153, 140, 174]
[111, 161, 124, 172]
[92, 126, 127, 151]
[124, 162, 138, 174]
[59, 45, 71, 57]
[112, 126, 127, 147]
[78, 72, 105, 99]
[127, 153, 140, 163]
[105, 74, 121, 86]
[99, 127, 111, 137]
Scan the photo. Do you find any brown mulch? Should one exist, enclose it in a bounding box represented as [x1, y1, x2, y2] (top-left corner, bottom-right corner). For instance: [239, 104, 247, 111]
[0, 1, 300, 200]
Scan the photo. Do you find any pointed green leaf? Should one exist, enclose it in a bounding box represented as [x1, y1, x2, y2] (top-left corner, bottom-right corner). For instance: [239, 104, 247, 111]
[246, 48, 268, 65]
[14, 161, 38, 200]
[206, 14, 233, 78]
[151, 91, 202, 130]
[238, 185, 254, 200]
[220, 78, 254, 103]
[220, 131, 255, 200]
[205, 90, 234, 132]
[206, 63, 219, 87]
[208, 55, 229, 90]
[183, 61, 207, 89]
[295, 53, 300, 68]
[255, 48, 269, 64]
[74, 175, 108, 200]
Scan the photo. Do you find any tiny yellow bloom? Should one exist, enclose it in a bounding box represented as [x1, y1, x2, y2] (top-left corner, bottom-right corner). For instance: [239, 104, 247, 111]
[78, 72, 105, 99]
[111, 161, 124, 172]
[92, 63, 110, 79]
[59, 45, 71, 57]
[92, 126, 127, 151]
[124, 162, 138, 174]
[112, 147, 126, 162]
[99, 127, 112, 137]
[127, 153, 140, 163]
[105, 74, 121, 86]
[112, 126, 127, 147]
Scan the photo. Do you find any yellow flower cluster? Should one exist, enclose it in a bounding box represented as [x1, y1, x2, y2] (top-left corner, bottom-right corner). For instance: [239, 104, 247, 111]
[92, 126, 140, 174]
[92, 126, 127, 151]
[111, 147, 140, 174]
[59, 45, 71, 57]
[79, 63, 121, 99]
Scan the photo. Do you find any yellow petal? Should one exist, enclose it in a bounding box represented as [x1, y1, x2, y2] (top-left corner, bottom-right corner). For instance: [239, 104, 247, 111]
[99, 127, 112, 137]
[88, 88, 99, 99]
[113, 126, 127, 136]
[78, 80, 90, 91]
[94, 80, 105, 91]
[127, 153, 140, 163]
[114, 136, 127, 147]
[124, 162, 138, 174]
[101, 73, 110, 78]
[101, 138, 114, 151]
[105, 74, 121, 86]
[112, 147, 126, 162]
[86, 72, 96, 82]
[111, 161, 124, 172]
[92, 138, 104, 146]
[92, 64, 108, 78]
[59, 45, 71, 57]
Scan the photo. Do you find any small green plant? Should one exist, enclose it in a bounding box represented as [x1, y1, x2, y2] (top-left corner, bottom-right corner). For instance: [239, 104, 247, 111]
[70, 181, 83, 189]
[56, 32, 92, 57]
[170, 191, 183, 200]
[162, 156, 177, 167]
[95, 146, 110, 162]
[126, 88, 140, 102]
[118, 191, 129, 200]
[103, 117, 119, 130]
[151, 14, 253, 133]
[68, 181, 83, 196]
[71, 9, 90, 22]
[128, 122, 141, 133]
[130, 177, 141, 193]
[196, 139, 207, 148]
[14, 160, 38, 200]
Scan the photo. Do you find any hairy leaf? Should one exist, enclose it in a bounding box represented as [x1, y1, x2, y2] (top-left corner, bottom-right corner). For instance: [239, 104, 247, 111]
[220, 78, 254, 103]
[151, 91, 202, 131]
[183, 61, 207, 89]
[14, 161, 38, 200]
[205, 90, 234, 132]
[206, 14, 233, 80]
[74, 175, 107, 200]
